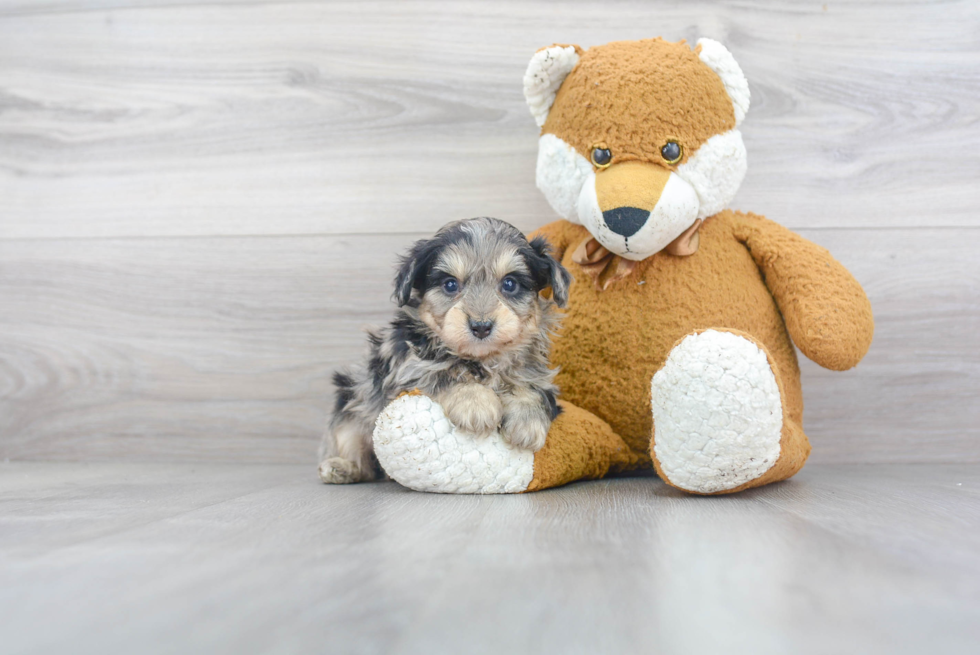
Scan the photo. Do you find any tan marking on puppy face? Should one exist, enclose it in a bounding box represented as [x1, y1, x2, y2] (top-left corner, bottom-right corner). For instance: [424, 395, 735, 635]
[425, 295, 530, 360]
[439, 304, 477, 354]
[488, 303, 522, 346]
[416, 224, 547, 360]
[438, 245, 469, 281]
[493, 248, 528, 280]
[542, 38, 736, 169]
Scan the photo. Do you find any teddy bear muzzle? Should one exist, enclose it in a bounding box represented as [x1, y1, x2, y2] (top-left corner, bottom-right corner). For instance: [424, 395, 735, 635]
[577, 160, 700, 261]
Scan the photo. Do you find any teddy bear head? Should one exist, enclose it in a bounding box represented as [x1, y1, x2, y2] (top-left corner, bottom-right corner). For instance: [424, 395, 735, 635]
[524, 38, 750, 260]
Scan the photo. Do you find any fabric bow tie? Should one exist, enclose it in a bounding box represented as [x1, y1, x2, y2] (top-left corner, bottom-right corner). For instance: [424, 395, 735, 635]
[570, 219, 703, 291]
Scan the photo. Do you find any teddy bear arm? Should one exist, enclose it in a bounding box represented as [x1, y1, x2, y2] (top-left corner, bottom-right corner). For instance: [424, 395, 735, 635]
[734, 214, 874, 371]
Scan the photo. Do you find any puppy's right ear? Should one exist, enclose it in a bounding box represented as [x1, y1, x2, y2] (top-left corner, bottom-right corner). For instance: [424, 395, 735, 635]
[393, 237, 439, 307]
[393, 255, 418, 307]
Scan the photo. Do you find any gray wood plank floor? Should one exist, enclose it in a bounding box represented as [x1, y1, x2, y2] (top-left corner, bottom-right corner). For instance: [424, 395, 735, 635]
[2, 461, 979, 654]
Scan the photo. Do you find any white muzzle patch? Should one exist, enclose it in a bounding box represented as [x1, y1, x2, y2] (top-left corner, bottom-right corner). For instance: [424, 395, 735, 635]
[535, 132, 748, 260]
[576, 170, 699, 260]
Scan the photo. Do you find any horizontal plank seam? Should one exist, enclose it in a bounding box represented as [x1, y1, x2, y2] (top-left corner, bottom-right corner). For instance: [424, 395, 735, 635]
[1, 225, 977, 244]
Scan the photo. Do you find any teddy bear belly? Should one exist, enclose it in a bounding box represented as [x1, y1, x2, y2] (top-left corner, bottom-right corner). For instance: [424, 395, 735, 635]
[551, 231, 802, 459]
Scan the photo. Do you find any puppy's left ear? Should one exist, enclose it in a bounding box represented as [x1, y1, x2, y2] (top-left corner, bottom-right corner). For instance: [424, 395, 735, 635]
[393, 237, 439, 307]
[529, 236, 572, 308]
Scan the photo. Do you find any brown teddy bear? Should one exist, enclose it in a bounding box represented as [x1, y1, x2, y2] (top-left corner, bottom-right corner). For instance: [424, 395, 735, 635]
[372, 37, 874, 495]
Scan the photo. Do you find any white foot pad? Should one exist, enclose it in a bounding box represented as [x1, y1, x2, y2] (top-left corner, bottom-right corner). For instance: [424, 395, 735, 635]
[373, 394, 533, 494]
[651, 330, 782, 493]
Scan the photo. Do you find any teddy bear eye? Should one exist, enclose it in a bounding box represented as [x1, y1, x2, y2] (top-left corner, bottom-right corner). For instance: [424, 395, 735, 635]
[590, 147, 612, 168]
[661, 141, 683, 165]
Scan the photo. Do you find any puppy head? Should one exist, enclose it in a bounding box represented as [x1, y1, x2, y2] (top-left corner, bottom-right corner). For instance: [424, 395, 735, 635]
[394, 217, 571, 359]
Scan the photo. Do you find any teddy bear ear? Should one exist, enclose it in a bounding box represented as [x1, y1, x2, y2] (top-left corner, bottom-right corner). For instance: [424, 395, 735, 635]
[696, 38, 751, 126]
[523, 45, 581, 128]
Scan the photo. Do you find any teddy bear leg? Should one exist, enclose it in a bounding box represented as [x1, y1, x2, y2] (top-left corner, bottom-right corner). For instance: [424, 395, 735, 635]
[524, 400, 644, 492]
[372, 394, 641, 494]
[650, 328, 811, 495]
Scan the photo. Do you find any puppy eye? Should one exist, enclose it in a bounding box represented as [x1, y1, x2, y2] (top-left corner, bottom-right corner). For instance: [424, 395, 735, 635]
[442, 278, 459, 294]
[501, 276, 519, 294]
[661, 140, 683, 165]
[590, 146, 612, 169]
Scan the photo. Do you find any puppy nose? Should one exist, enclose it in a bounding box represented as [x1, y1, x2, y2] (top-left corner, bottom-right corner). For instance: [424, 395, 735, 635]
[602, 207, 649, 237]
[469, 319, 494, 340]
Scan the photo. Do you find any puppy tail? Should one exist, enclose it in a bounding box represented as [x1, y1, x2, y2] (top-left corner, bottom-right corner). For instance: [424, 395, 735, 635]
[332, 371, 357, 415]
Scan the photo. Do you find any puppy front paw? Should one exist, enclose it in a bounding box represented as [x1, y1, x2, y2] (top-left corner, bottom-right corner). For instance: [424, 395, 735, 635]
[501, 386, 553, 451]
[500, 407, 550, 452]
[441, 383, 503, 437]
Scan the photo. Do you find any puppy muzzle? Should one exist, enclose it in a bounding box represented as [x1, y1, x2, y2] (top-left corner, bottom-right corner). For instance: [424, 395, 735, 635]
[578, 161, 700, 261]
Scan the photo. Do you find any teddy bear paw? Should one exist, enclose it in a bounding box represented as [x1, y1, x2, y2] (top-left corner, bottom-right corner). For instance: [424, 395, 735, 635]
[651, 330, 783, 493]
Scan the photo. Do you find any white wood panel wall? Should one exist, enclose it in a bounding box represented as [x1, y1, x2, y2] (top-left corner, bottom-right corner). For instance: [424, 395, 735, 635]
[1, 0, 978, 463]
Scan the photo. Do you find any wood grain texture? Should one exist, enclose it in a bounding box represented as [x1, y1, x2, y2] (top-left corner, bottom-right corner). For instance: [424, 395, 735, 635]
[799, 227, 980, 463]
[0, 0, 978, 239]
[1, 461, 979, 654]
[0, 233, 417, 462]
[1, 228, 977, 464]
[0, 1, 978, 464]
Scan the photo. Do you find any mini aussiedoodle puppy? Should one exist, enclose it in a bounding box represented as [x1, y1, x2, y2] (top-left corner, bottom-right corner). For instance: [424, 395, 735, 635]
[318, 216, 572, 484]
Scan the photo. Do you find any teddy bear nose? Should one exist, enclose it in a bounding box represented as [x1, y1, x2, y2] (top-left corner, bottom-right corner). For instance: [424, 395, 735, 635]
[602, 207, 649, 237]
